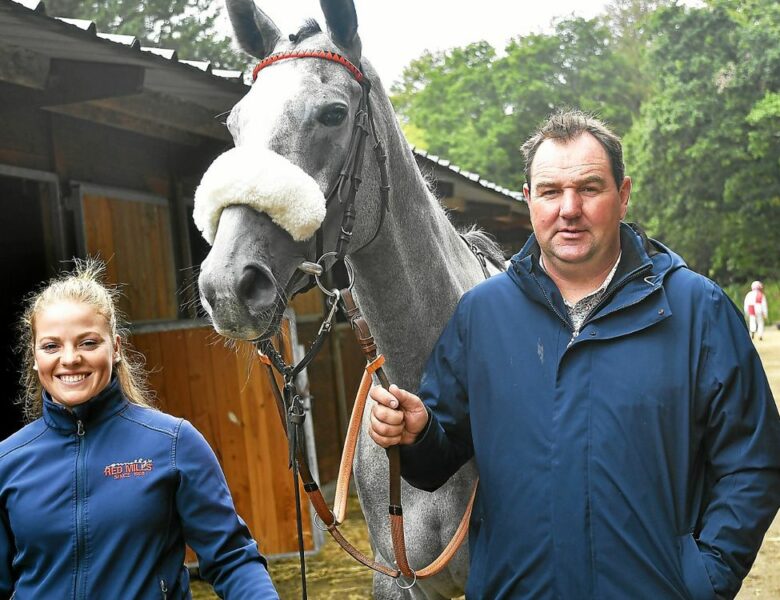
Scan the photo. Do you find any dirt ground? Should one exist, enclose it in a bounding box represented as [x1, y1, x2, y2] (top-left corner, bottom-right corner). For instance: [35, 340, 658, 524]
[737, 325, 780, 599]
[193, 326, 780, 599]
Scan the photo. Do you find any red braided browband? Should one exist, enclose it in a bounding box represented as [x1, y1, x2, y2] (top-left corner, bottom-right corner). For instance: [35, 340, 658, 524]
[252, 50, 364, 83]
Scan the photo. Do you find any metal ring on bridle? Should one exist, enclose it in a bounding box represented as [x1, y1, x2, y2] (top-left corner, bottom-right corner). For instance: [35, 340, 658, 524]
[394, 570, 417, 590]
[313, 510, 337, 532]
[314, 252, 355, 297]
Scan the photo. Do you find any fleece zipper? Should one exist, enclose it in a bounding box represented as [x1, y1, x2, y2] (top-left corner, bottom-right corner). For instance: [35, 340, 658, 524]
[74, 419, 87, 600]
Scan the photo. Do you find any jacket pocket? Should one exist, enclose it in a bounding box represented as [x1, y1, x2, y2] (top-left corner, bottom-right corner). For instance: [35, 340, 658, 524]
[678, 533, 716, 600]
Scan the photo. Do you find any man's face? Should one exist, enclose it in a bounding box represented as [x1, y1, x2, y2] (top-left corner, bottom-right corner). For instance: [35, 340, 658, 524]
[523, 133, 631, 275]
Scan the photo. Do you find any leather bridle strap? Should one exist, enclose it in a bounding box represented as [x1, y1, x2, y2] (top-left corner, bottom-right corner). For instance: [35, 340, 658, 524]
[256, 289, 477, 586]
[338, 289, 477, 581]
[257, 340, 403, 581]
[253, 51, 390, 296]
[252, 50, 365, 83]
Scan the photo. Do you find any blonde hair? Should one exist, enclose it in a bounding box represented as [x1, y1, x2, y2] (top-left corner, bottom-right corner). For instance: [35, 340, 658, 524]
[17, 258, 156, 421]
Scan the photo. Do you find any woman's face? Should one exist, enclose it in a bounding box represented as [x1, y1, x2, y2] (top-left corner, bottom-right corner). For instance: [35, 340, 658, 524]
[33, 300, 119, 409]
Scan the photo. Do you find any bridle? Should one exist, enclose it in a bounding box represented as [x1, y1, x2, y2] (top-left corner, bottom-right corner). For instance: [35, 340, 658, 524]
[250, 49, 482, 597]
[252, 50, 390, 298]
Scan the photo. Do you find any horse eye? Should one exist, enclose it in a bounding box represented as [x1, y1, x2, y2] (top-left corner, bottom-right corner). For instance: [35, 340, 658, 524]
[317, 104, 348, 127]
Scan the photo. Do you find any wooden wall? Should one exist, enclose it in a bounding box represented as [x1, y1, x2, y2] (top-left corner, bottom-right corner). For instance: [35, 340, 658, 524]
[132, 326, 314, 556]
[81, 192, 178, 321]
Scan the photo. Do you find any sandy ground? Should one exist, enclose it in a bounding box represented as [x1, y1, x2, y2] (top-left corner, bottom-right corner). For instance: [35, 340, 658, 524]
[193, 326, 780, 599]
[737, 325, 780, 599]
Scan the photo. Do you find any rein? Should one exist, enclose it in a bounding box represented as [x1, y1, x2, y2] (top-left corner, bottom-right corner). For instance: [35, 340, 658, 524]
[256, 279, 477, 593]
[250, 50, 480, 595]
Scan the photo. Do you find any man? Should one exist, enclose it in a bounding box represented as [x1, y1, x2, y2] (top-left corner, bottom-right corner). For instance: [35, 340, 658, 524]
[369, 110, 780, 599]
[744, 280, 769, 340]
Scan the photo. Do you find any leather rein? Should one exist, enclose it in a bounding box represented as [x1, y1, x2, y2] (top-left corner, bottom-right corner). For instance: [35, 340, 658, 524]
[251, 50, 484, 595]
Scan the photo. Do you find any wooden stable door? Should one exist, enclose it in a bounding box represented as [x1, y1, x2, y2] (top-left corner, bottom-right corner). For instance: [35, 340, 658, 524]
[77, 184, 178, 321]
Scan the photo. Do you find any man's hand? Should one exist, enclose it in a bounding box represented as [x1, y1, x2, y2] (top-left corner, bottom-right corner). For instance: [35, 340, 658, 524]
[368, 384, 429, 447]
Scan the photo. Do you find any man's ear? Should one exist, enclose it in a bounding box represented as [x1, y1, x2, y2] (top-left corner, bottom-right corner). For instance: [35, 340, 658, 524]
[523, 183, 531, 202]
[619, 176, 631, 219]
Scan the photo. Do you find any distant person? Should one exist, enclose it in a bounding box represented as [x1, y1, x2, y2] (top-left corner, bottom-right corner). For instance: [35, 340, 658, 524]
[744, 280, 769, 340]
[369, 110, 780, 599]
[0, 259, 279, 599]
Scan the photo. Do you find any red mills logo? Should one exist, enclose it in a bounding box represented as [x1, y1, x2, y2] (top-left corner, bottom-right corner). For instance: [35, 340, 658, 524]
[103, 458, 154, 479]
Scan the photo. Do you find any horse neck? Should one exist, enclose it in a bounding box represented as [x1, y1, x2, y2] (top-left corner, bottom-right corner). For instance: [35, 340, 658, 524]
[347, 86, 485, 389]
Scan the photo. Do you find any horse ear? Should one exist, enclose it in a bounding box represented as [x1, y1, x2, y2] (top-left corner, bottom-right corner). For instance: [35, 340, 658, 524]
[319, 0, 361, 57]
[226, 0, 281, 59]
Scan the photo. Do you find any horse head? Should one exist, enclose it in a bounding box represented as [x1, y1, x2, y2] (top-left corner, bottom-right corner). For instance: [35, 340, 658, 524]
[197, 0, 386, 340]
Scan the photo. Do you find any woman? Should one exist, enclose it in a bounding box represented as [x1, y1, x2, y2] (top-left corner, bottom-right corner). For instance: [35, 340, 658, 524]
[744, 280, 769, 340]
[0, 260, 278, 599]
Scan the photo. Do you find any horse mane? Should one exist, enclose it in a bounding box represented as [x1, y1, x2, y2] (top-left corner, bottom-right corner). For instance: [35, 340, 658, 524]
[461, 226, 507, 270]
[415, 157, 507, 270]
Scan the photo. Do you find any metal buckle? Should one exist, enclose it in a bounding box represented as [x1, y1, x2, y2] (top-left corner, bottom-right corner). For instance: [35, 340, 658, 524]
[313, 510, 337, 531]
[314, 252, 355, 296]
[394, 570, 417, 590]
[318, 289, 341, 335]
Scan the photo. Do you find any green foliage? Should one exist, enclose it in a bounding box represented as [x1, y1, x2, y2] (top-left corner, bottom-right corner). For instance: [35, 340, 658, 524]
[625, 0, 780, 282]
[46, 0, 243, 68]
[391, 6, 664, 190]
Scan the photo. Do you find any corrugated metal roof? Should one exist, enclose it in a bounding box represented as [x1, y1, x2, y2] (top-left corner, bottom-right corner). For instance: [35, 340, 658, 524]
[2, 0, 246, 111]
[412, 145, 524, 202]
[3, 0, 524, 203]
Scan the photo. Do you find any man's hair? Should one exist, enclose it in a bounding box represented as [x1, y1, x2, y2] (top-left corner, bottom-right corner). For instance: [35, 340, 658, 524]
[521, 109, 625, 191]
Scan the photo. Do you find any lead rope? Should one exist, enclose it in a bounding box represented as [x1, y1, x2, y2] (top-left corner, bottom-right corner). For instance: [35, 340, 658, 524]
[286, 381, 308, 599]
[257, 282, 477, 594]
[257, 293, 343, 599]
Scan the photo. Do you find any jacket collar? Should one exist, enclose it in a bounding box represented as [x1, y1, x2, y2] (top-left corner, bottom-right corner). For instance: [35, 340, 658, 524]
[42, 377, 128, 434]
[508, 223, 677, 324]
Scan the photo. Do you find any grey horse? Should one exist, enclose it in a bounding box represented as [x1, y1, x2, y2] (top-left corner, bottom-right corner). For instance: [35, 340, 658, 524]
[197, 1, 504, 598]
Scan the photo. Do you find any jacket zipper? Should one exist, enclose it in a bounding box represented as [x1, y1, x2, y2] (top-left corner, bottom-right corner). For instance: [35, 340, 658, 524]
[74, 419, 86, 600]
[530, 261, 652, 348]
[160, 578, 168, 599]
[566, 263, 654, 348]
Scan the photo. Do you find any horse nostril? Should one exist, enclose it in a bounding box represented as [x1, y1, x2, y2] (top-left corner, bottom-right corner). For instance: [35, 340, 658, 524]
[199, 279, 216, 313]
[238, 265, 277, 308]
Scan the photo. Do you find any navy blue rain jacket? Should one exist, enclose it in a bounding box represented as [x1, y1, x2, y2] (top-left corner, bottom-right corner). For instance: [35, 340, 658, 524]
[401, 224, 780, 600]
[0, 378, 278, 599]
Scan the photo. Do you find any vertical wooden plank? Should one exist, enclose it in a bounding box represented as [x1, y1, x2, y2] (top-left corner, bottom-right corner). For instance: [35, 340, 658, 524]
[184, 328, 222, 456]
[235, 353, 283, 551]
[290, 287, 323, 317]
[155, 205, 178, 318]
[158, 329, 194, 419]
[82, 193, 178, 322]
[205, 332, 254, 531]
[82, 194, 117, 280]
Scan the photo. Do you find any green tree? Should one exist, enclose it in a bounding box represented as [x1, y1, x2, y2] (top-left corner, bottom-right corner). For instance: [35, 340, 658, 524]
[46, 0, 243, 68]
[391, 16, 647, 190]
[391, 42, 505, 183]
[625, 0, 780, 282]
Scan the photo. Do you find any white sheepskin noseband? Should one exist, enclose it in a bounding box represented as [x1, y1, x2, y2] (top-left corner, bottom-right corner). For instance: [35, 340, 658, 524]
[193, 146, 326, 244]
